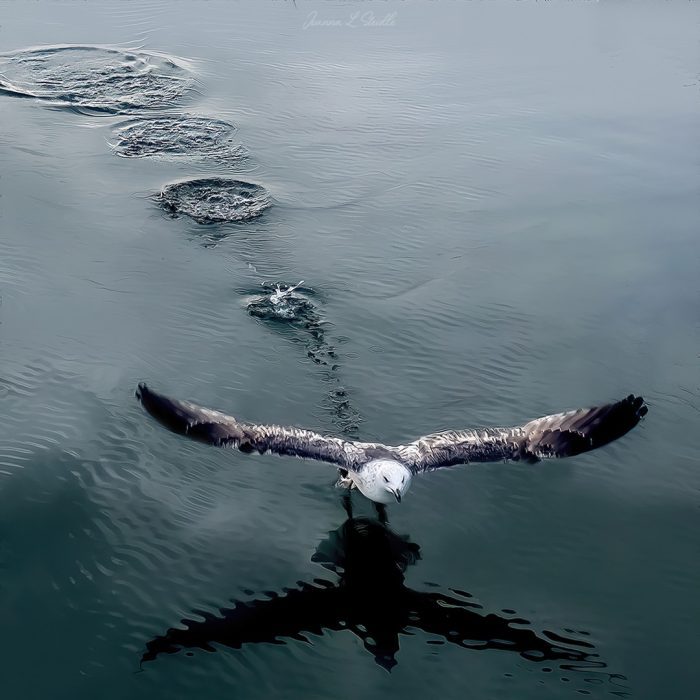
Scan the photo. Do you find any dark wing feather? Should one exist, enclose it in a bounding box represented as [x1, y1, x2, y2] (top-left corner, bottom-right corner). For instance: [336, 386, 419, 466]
[398, 395, 647, 473]
[136, 383, 371, 470]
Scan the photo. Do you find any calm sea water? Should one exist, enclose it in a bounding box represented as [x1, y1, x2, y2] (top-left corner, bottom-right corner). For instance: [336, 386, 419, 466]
[1, 2, 699, 698]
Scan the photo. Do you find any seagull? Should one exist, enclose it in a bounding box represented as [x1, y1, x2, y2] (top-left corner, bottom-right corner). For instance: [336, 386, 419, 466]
[135, 383, 647, 510]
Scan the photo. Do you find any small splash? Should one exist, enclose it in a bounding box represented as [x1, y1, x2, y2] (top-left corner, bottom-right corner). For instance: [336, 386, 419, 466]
[0, 45, 194, 113]
[247, 281, 317, 323]
[246, 282, 318, 325]
[158, 178, 271, 224]
[270, 280, 305, 305]
[111, 115, 245, 160]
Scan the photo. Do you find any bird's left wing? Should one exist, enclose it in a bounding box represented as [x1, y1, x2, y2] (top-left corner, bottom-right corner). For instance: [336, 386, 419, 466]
[396, 395, 647, 473]
[136, 383, 371, 470]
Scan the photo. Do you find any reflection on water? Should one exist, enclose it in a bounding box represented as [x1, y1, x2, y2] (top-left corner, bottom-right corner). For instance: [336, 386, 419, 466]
[142, 516, 624, 693]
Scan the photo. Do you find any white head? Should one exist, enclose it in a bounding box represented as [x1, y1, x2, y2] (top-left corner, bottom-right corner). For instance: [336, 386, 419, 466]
[360, 459, 413, 505]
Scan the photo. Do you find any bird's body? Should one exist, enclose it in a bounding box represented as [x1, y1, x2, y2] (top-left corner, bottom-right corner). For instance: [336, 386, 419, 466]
[347, 459, 412, 504]
[135, 383, 647, 507]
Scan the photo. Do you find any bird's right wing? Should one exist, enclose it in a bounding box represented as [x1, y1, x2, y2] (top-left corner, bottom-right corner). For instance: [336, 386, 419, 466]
[397, 395, 648, 473]
[136, 383, 371, 470]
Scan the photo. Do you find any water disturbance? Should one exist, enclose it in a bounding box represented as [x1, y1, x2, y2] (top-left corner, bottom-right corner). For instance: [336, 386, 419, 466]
[158, 178, 271, 224]
[111, 115, 245, 161]
[0, 45, 194, 113]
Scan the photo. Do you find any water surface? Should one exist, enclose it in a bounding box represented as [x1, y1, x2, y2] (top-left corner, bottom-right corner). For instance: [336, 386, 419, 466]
[1, 2, 699, 699]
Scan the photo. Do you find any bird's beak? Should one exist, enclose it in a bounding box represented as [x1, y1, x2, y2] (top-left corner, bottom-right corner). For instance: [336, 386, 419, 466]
[393, 490, 402, 503]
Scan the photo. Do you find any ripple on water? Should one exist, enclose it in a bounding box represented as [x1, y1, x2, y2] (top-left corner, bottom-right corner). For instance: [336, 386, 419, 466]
[0, 45, 194, 113]
[158, 178, 271, 224]
[110, 115, 245, 161]
[243, 282, 362, 436]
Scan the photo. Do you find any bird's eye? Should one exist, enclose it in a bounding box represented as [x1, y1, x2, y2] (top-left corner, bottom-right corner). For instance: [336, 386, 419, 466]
[383, 476, 389, 483]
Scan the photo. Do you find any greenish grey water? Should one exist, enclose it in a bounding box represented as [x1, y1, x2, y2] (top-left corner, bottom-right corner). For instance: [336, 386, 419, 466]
[1, 1, 699, 698]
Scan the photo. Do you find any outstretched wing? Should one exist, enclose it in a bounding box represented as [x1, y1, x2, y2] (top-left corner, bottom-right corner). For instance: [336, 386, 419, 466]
[397, 395, 647, 473]
[136, 383, 373, 470]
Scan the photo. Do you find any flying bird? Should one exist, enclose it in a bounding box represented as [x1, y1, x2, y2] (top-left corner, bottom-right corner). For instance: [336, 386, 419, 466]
[135, 383, 646, 508]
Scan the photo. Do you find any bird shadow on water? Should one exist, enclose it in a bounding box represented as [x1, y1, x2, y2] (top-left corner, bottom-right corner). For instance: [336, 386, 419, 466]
[140, 517, 629, 696]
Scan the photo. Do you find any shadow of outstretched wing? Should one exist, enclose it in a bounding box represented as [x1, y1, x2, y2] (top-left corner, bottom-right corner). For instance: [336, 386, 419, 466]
[142, 517, 613, 682]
